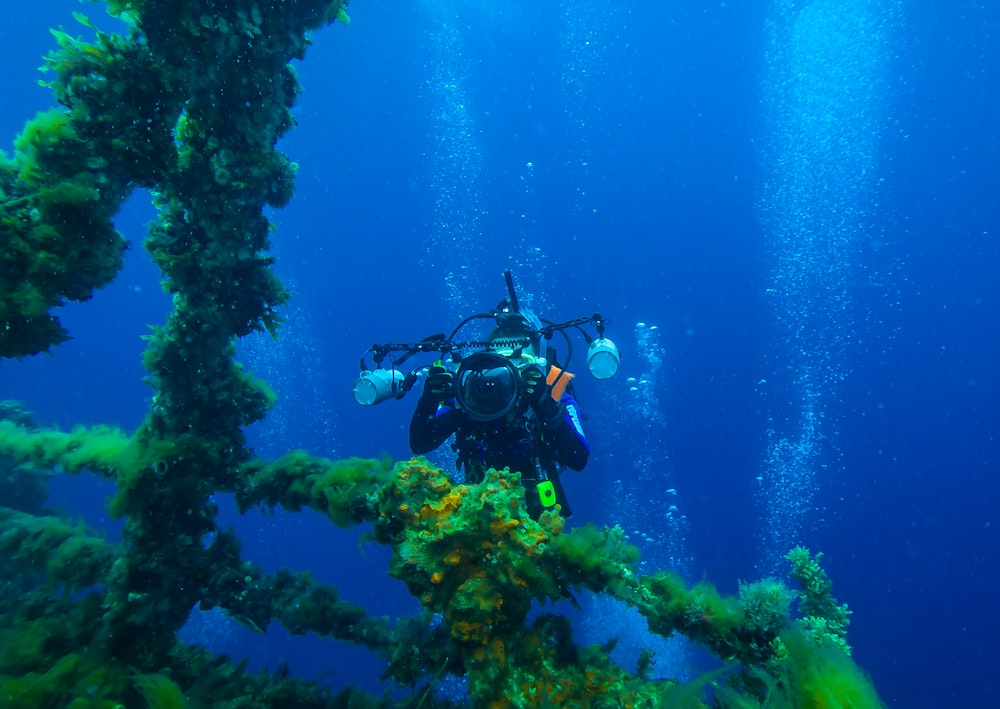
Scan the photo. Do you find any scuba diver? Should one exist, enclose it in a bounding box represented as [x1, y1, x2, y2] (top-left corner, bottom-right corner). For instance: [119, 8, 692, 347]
[408, 307, 590, 518]
[352, 270, 620, 519]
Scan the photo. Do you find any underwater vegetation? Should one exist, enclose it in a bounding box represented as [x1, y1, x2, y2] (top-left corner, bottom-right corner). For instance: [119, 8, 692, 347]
[0, 0, 886, 707]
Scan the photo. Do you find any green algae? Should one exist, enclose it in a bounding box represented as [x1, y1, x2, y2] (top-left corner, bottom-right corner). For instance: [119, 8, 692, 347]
[133, 673, 185, 709]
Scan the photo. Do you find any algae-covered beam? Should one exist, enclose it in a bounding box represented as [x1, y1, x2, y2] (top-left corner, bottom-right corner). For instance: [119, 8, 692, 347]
[0, 506, 117, 592]
[198, 527, 400, 656]
[234, 451, 393, 528]
[0, 402, 50, 514]
[0, 0, 351, 667]
[0, 14, 182, 358]
[93, 0, 350, 669]
[0, 2, 350, 358]
[0, 421, 413, 666]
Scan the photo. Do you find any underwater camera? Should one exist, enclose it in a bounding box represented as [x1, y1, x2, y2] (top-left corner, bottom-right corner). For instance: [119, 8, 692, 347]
[353, 270, 620, 419]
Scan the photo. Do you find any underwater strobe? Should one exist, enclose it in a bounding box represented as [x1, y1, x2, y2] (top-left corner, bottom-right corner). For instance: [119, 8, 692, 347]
[352, 368, 409, 407]
[352, 270, 621, 411]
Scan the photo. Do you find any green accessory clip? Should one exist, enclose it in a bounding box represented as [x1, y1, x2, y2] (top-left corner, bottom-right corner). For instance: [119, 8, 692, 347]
[536, 480, 557, 508]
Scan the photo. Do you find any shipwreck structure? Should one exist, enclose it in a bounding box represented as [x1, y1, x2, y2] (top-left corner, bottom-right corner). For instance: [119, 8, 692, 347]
[0, 1, 885, 706]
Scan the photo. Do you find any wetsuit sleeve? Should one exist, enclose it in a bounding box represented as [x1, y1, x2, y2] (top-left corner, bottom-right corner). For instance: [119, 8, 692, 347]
[409, 392, 463, 455]
[537, 394, 590, 471]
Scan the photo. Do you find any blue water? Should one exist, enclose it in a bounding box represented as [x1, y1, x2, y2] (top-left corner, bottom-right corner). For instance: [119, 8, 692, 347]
[2, 2, 998, 706]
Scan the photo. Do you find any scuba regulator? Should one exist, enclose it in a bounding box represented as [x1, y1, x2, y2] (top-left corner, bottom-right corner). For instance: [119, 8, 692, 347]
[353, 270, 621, 416]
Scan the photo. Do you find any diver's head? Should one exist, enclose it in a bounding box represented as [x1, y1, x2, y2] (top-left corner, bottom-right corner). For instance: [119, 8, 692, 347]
[488, 306, 542, 356]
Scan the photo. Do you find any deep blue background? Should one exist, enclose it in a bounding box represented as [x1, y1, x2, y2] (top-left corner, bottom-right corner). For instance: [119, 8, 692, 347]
[2, 2, 999, 707]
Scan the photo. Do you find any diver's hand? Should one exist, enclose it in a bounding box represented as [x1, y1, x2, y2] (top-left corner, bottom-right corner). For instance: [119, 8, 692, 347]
[423, 365, 455, 400]
[521, 365, 549, 409]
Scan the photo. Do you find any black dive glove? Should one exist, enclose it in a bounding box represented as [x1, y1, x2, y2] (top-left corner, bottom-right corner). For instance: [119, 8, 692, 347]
[521, 365, 548, 408]
[522, 365, 565, 425]
[422, 365, 455, 401]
